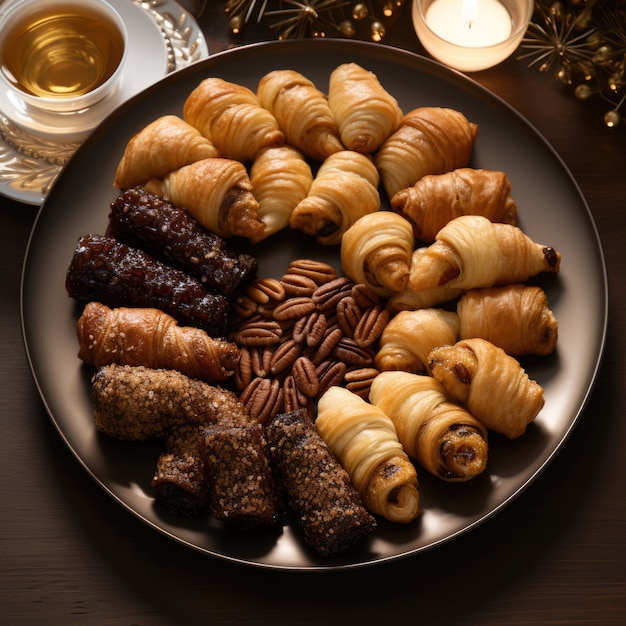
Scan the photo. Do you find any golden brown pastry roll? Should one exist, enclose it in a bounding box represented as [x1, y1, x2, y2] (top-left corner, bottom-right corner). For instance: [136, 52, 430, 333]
[375, 107, 478, 198]
[340, 211, 415, 297]
[328, 62, 403, 153]
[407, 215, 561, 292]
[387, 248, 464, 313]
[76, 302, 240, 382]
[375, 308, 459, 374]
[249, 145, 314, 243]
[144, 157, 266, 240]
[257, 69, 344, 161]
[457, 284, 558, 356]
[391, 168, 517, 242]
[266, 409, 377, 558]
[369, 371, 488, 482]
[429, 338, 545, 439]
[183, 77, 284, 162]
[316, 386, 421, 524]
[113, 115, 219, 189]
[289, 150, 380, 245]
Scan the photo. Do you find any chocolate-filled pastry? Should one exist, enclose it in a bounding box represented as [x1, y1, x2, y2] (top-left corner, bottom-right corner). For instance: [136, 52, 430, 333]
[407, 215, 561, 292]
[144, 157, 266, 241]
[457, 284, 558, 356]
[266, 409, 377, 558]
[391, 168, 517, 242]
[76, 302, 240, 382]
[108, 187, 257, 297]
[203, 423, 282, 529]
[66, 234, 230, 336]
[316, 386, 421, 524]
[429, 338, 545, 439]
[369, 371, 488, 482]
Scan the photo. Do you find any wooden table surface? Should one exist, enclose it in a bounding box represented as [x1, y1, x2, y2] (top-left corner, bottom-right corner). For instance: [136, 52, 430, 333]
[1, 1, 624, 624]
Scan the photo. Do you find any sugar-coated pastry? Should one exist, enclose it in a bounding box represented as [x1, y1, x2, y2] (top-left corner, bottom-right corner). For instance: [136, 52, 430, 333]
[266, 409, 377, 558]
[369, 371, 488, 481]
[429, 338, 545, 439]
[316, 386, 421, 524]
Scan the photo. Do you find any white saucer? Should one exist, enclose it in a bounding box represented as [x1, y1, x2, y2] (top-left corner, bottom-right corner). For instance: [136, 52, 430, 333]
[0, 0, 208, 205]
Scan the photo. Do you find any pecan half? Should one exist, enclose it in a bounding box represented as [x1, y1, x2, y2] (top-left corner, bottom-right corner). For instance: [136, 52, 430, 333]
[344, 367, 380, 399]
[239, 377, 284, 424]
[292, 311, 327, 347]
[315, 359, 348, 397]
[272, 296, 316, 321]
[287, 259, 337, 285]
[308, 326, 344, 366]
[231, 318, 283, 346]
[332, 337, 375, 367]
[353, 305, 390, 347]
[269, 339, 303, 376]
[245, 277, 286, 304]
[292, 356, 320, 398]
[336, 295, 362, 339]
[280, 272, 318, 296]
[311, 276, 354, 312]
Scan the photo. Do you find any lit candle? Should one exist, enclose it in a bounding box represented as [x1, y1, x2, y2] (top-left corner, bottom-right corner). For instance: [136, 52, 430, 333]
[426, 0, 512, 48]
[412, 0, 533, 72]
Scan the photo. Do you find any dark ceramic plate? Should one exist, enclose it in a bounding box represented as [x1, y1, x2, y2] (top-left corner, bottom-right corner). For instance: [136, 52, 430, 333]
[21, 40, 607, 570]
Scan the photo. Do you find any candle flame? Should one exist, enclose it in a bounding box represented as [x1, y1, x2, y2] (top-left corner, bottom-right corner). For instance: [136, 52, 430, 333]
[462, 0, 478, 28]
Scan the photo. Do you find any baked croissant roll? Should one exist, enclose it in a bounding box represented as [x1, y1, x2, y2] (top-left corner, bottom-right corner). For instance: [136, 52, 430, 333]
[340, 212, 415, 297]
[113, 115, 219, 189]
[429, 338, 545, 439]
[375, 107, 478, 198]
[316, 386, 421, 524]
[407, 215, 561, 292]
[391, 168, 517, 242]
[76, 302, 240, 382]
[144, 157, 266, 240]
[369, 371, 488, 482]
[257, 69, 344, 161]
[183, 77, 284, 162]
[375, 308, 460, 374]
[387, 248, 464, 313]
[249, 145, 314, 243]
[328, 62, 403, 154]
[457, 284, 558, 356]
[289, 150, 380, 245]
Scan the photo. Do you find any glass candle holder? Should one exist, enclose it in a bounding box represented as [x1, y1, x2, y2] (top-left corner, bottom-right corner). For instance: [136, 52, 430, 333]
[0, 0, 127, 113]
[412, 0, 534, 72]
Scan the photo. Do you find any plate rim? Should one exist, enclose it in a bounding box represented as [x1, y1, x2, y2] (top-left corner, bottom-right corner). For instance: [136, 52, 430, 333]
[20, 38, 609, 571]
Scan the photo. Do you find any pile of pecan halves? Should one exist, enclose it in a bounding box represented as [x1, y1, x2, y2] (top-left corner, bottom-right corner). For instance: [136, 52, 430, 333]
[230, 258, 390, 423]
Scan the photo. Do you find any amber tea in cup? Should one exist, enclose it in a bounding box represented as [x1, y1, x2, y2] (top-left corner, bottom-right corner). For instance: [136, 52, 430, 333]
[0, 0, 126, 112]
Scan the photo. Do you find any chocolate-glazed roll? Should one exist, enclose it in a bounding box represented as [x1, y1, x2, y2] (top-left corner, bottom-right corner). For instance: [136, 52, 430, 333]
[66, 234, 230, 336]
[203, 423, 282, 529]
[266, 409, 376, 558]
[108, 187, 257, 297]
